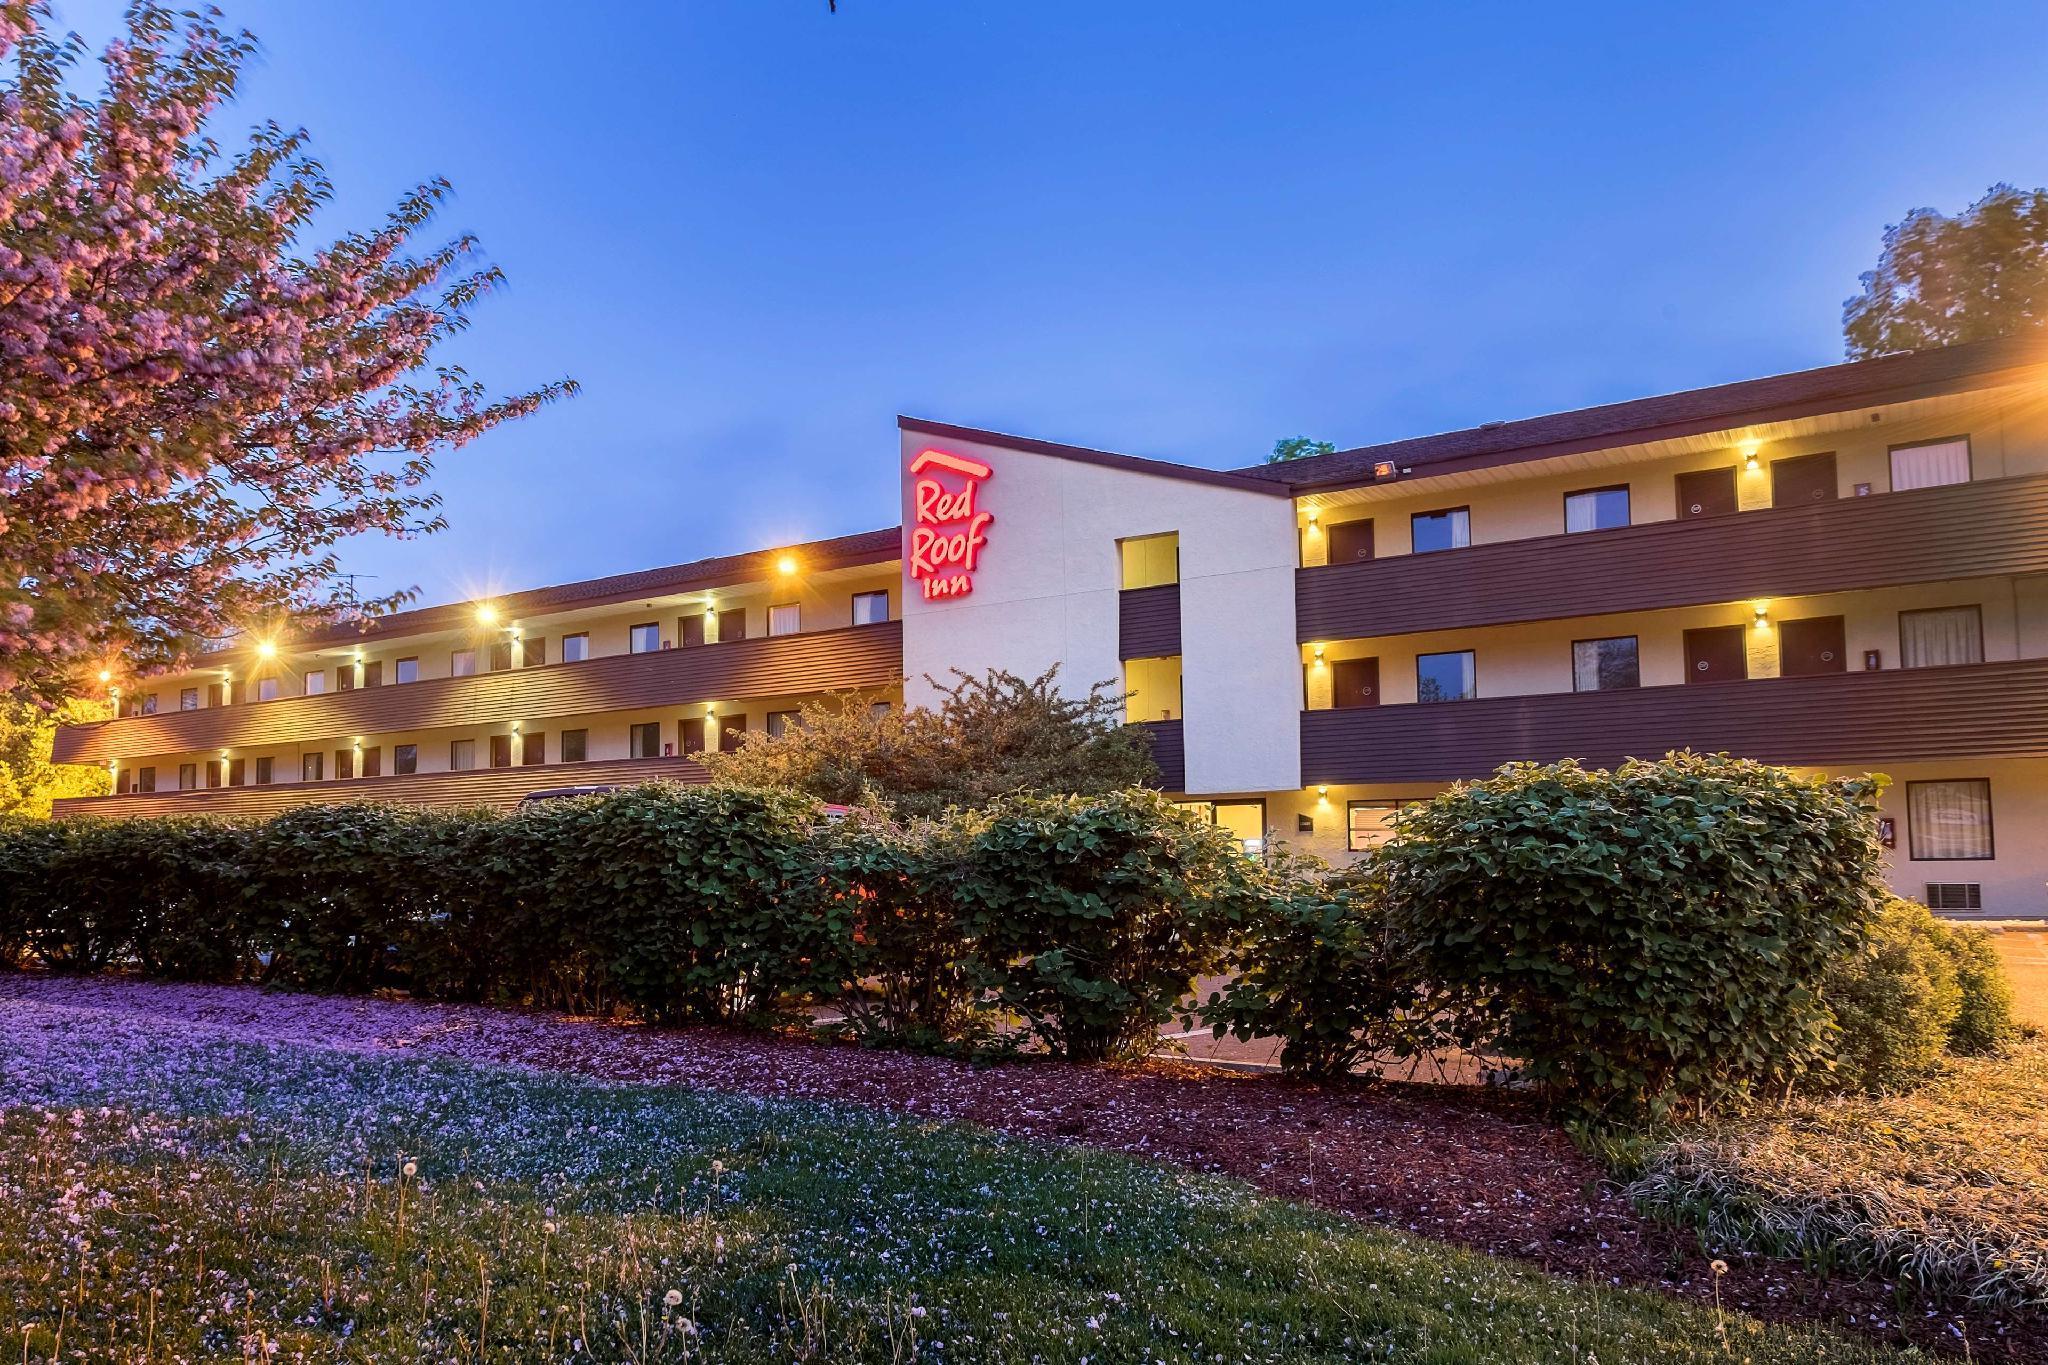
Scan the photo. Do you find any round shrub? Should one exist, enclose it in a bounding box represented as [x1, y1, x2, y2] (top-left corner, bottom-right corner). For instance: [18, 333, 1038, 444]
[1378, 752, 1888, 1118]
[955, 788, 1262, 1062]
[241, 802, 437, 992]
[1935, 920, 2016, 1055]
[1823, 897, 1962, 1092]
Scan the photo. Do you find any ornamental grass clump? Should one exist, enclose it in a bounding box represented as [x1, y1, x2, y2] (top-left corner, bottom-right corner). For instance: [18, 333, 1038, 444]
[1376, 753, 1889, 1119]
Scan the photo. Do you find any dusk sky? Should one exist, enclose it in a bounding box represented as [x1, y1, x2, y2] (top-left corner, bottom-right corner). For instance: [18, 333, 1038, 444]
[57, 1, 2048, 607]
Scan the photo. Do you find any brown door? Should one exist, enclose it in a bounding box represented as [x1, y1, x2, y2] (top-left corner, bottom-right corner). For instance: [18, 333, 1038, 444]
[1683, 625, 1748, 684]
[1771, 451, 1837, 507]
[1326, 519, 1374, 565]
[718, 714, 748, 753]
[716, 607, 746, 643]
[489, 734, 513, 768]
[1779, 615, 1847, 676]
[1331, 657, 1380, 708]
[681, 717, 706, 754]
[1675, 467, 1738, 519]
[679, 613, 706, 647]
[363, 660, 384, 687]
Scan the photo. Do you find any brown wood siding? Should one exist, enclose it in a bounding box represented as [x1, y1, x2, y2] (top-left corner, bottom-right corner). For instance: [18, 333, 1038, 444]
[1296, 472, 2048, 642]
[55, 622, 903, 765]
[1138, 719, 1185, 792]
[1301, 657, 2048, 785]
[1118, 585, 1182, 660]
[51, 755, 708, 821]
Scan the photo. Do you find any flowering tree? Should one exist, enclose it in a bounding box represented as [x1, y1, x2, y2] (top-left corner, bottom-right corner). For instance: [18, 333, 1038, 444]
[0, 2, 574, 705]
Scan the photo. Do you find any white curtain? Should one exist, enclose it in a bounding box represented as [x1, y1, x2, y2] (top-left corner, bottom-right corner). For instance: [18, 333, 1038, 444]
[1891, 439, 1970, 490]
[1908, 780, 1993, 860]
[1900, 606, 1983, 667]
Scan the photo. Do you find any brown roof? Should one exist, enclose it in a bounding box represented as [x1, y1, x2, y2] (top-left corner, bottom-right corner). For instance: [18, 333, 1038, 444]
[209, 525, 902, 659]
[899, 415, 1294, 497]
[1236, 334, 2048, 494]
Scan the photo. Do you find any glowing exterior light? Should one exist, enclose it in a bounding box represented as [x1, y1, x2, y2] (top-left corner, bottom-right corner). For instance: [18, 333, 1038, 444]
[775, 555, 798, 576]
[1752, 600, 1771, 627]
[96, 669, 112, 684]
[255, 640, 277, 660]
[475, 603, 499, 626]
[1741, 441, 1762, 473]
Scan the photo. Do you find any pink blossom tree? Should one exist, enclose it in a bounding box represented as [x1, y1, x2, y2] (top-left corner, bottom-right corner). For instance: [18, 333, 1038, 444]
[0, 1, 574, 706]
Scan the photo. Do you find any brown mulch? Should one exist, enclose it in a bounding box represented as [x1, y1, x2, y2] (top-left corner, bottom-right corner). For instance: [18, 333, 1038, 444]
[6, 974, 2041, 1361]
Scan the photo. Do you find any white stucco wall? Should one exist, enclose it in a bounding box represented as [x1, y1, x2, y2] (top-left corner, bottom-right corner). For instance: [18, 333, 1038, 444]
[898, 429, 1302, 795]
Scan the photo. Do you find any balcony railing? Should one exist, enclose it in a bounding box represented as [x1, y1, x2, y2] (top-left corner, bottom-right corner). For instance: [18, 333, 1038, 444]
[54, 622, 903, 766]
[1301, 657, 2048, 785]
[1297, 472, 2048, 642]
[51, 754, 708, 821]
[1136, 718, 1185, 790]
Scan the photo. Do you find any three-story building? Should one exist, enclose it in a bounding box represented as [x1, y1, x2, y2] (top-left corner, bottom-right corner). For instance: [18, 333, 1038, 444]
[55, 335, 2048, 915]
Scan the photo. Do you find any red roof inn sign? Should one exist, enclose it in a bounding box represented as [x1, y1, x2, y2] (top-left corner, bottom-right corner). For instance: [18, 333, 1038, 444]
[908, 448, 994, 600]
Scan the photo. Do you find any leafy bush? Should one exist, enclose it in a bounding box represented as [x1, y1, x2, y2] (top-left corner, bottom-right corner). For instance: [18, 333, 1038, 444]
[241, 803, 435, 992]
[1201, 855, 1450, 1082]
[1378, 753, 1889, 1118]
[1935, 920, 2016, 1055]
[1822, 897, 1962, 1092]
[956, 789, 1261, 1061]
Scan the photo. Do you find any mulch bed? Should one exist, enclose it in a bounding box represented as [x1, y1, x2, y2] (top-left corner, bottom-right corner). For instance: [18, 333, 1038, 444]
[7, 974, 2041, 1361]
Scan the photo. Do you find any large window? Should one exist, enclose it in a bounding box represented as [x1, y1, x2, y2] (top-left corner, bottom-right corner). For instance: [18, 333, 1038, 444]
[1415, 650, 1475, 703]
[629, 622, 661, 654]
[1907, 779, 1994, 861]
[1124, 655, 1182, 723]
[1564, 485, 1630, 533]
[1177, 800, 1266, 855]
[1890, 437, 1970, 491]
[1119, 532, 1180, 589]
[852, 590, 890, 626]
[559, 729, 587, 763]
[1899, 605, 1984, 668]
[256, 677, 280, 702]
[303, 672, 326, 696]
[180, 687, 199, 711]
[1347, 798, 1422, 853]
[393, 744, 418, 775]
[136, 766, 156, 794]
[629, 722, 661, 758]
[1410, 507, 1469, 554]
[450, 649, 477, 677]
[395, 657, 419, 684]
[1571, 636, 1640, 692]
[522, 636, 547, 667]
[768, 709, 800, 737]
[562, 633, 590, 663]
[768, 603, 801, 637]
[449, 739, 476, 771]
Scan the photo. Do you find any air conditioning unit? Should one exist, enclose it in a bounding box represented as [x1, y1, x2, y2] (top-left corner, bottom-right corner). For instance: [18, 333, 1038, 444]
[1924, 883, 1983, 914]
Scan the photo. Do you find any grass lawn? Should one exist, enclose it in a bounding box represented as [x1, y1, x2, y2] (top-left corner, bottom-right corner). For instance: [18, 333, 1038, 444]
[0, 993, 1928, 1363]
[1630, 1040, 2048, 1316]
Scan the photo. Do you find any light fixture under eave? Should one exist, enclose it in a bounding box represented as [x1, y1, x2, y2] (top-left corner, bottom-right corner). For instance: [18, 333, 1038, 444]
[255, 640, 277, 660]
[775, 555, 798, 576]
[475, 603, 500, 627]
[96, 668, 112, 684]
[1752, 600, 1771, 627]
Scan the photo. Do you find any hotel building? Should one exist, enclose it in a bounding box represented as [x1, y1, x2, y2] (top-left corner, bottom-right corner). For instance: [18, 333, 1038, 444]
[53, 336, 2048, 916]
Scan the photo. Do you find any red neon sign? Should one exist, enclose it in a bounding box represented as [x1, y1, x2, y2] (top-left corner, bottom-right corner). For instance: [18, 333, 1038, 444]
[908, 448, 994, 600]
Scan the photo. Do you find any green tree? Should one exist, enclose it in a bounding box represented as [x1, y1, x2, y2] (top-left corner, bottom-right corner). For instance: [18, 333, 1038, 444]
[698, 667, 1158, 819]
[0, 697, 111, 817]
[1265, 435, 1336, 464]
[1844, 184, 2048, 359]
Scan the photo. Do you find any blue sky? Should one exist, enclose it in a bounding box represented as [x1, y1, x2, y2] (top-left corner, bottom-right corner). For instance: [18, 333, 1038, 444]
[53, 1, 2048, 605]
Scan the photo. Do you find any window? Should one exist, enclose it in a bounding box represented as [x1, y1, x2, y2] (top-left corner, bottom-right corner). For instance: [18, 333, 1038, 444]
[449, 739, 476, 771]
[768, 603, 801, 637]
[1564, 485, 1630, 533]
[303, 672, 326, 696]
[302, 752, 323, 782]
[559, 729, 587, 764]
[629, 722, 660, 758]
[869, 700, 892, 719]
[629, 622, 661, 654]
[1347, 799, 1421, 853]
[1416, 650, 1476, 702]
[1176, 800, 1265, 855]
[718, 713, 748, 753]
[254, 756, 272, 785]
[488, 640, 513, 672]
[562, 633, 590, 663]
[489, 734, 513, 768]
[393, 744, 418, 776]
[1899, 606, 1984, 668]
[177, 763, 197, 791]
[1571, 636, 1639, 692]
[257, 677, 280, 702]
[361, 747, 381, 778]
[1907, 779, 1993, 861]
[334, 748, 354, 781]
[450, 649, 477, 677]
[180, 687, 199, 711]
[1124, 655, 1182, 723]
[1119, 532, 1180, 589]
[852, 590, 890, 626]
[1890, 437, 1970, 491]
[136, 766, 156, 794]
[521, 732, 545, 766]
[395, 657, 419, 684]
[768, 709, 800, 737]
[140, 693, 158, 715]
[1410, 507, 1470, 554]
[522, 636, 546, 667]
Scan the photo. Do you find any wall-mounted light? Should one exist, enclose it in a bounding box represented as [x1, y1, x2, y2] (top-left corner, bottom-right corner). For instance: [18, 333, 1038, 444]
[1752, 600, 1770, 628]
[1303, 506, 1320, 528]
[1311, 643, 1327, 667]
[1741, 442, 1761, 473]
[509, 721, 521, 734]
[1373, 460, 1397, 479]
[1315, 784, 1330, 808]
[255, 640, 277, 660]
[475, 603, 499, 626]
[776, 555, 798, 576]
